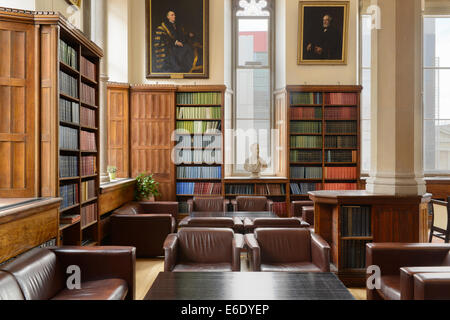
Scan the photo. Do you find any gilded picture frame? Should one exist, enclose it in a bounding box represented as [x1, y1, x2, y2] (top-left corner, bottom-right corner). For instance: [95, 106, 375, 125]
[298, 1, 349, 65]
[146, 0, 209, 79]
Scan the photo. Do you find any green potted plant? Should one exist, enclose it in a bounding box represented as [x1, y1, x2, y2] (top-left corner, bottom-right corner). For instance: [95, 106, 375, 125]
[135, 173, 160, 201]
[107, 166, 117, 181]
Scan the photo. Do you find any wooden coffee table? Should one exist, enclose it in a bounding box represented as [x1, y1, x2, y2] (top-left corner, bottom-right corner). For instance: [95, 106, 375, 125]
[144, 272, 355, 300]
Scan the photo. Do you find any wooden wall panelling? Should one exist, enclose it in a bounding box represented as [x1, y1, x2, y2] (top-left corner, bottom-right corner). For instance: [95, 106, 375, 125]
[107, 82, 130, 178]
[0, 20, 37, 198]
[130, 85, 176, 201]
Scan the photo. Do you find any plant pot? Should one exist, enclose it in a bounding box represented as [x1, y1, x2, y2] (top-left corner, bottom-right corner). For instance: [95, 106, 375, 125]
[142, 195, 155, 202]
[108, 172, 116, 181]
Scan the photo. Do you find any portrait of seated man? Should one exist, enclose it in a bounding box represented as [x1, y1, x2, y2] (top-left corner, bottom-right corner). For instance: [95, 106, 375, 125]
[305, 13, 342, 60]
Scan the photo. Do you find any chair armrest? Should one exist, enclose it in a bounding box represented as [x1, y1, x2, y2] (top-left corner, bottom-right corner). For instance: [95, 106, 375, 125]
[400, 266, 450, 300]
[231, 199, 238, 212]
[163, 234, 178, 272]
[171, 217, 176, 233]
[223, 199, 230, 212]
[366, 243, 450, 276]
[244, 234, 261, 271]
[414, 273, 450, 300]
[311, 233, 330, 272]
[293, 217, 310, 228]
[232, 234, 244, 271]
[112, 202, 140, 215]
[50, 246, 136, 300]
[266, 199, 274, 212]
[187, 199, 194, 214]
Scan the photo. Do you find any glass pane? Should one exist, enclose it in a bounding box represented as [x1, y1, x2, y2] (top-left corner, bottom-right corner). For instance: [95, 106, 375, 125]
[236, 68, 270, 119]
[238, 19, 269, 66]
[424, 17, 450, 68]
[361, 119, 371, 172]
[361, 69, 371, 120]
[424, 69, 450, 120]
[424, 120, 450, 171]
[235, 120, 271, 171]
[361, 15, 372, 69]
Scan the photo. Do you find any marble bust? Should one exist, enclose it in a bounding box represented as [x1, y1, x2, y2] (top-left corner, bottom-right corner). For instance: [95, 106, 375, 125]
[244, 143, 268, 178]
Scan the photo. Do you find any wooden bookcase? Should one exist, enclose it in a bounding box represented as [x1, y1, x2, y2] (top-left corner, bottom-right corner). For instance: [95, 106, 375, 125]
[174, 86, 226, 216]
[286, 86, 362, 203]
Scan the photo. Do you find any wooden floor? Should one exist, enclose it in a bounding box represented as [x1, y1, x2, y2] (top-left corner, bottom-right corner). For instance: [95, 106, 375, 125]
[135, 256, 367, 300]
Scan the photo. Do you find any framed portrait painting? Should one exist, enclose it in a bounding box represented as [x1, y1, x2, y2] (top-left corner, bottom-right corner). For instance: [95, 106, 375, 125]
[146, 0, 209, 79]
[298, 1, 349, 65]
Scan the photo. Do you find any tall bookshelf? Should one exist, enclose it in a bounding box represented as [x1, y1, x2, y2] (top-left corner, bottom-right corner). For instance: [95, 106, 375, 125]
[174, 86, 226, 216]
[56, 24, 101, 246]
[287, 86, 362, 202]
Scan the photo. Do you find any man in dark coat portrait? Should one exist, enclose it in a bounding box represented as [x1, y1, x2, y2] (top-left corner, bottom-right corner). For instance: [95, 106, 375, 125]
[153, 10, 203, 73]
[305, 13, 342, 60]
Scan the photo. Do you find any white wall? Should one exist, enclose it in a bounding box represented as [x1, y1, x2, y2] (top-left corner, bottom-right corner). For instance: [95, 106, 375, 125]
[35, 0, 83, 30]
[0, 0, 35, 10]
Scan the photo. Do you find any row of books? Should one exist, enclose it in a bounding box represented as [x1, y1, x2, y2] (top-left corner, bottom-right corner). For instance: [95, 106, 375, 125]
[225, 184, 253, 195]
[326, 150, 357, 163]
[81, 156, 96, 176]
[39, 238, 57, 248]
[325, 121, 357, 134]
[177, 107, 221, 119]
[60, 183, 78, 209]
[175, 150, 222, 164]
[176, 135, 221, 148]
[325, 93, 357, 105]
[290, 136, 322, 148]
[324, 107, 357, 120]
[80, 56, 96, 80]
[59, 71, 78, 98]
[290, 150, 322, 163]
[81, 83, 96, 106]
[290, 107, 322, 120]
[290, 166, 323, 179]
[176, 166, 222, 179]
[325, 167, 357, 180]
[80, 131, 97, 151]
[59, 156, 78, 178]
[290, 93, 323, 105]
[80, 106, 96, 128]
[177, 92, 222, 105]
[59, 39, 77, 69]
[342, 240, 371, 269]
[59, 98, 79, 124]
[290, 121, 322, 134]
[59, 126, 78, 150]
[176, 121, 221, 134]
[272, 202, 287, 217]
[290, 183, 321, 195]
[323, 183, 357, 190]
[81, 203, 97, 228]
[176, 182, 222, 195]
[80, 180, 96, 202]
[341, 206, 372, 237]
[325, 136, 357, 148]
[60, 213, 80, 225]
[255, 184, 286, 195]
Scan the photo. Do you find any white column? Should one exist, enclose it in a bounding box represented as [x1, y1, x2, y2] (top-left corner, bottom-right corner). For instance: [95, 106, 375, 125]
[366, 0, 426, 195]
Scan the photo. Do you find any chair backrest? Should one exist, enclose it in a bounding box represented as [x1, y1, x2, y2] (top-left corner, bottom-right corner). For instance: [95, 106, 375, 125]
[429, 198, 450, 242]
[137, 201, 179, 219]
[236, 196, 268, 212]
[255, 228, 312, 263]
[251, 218, 303, 228]
[291, 201, 314, 217]
[0, 271, 25, 300]
[180, 217, 235, 229]
[177, 228, 234, 263]
[193, 197, 225, 212]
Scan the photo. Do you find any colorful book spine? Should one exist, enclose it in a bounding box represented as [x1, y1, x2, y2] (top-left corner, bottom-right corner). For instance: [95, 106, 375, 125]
[81, 203, 97, 228]
[176, 182, 222, 195]
[80, 56, 96, 80]
[59, 183, 79, 209]
[290, 92, 322, 105]
[290, 121, 322, 134]
[324, 93, 357, 105]
[59, 71, 78, 98]
[80, 180, 96, 202]
[59, 39, 78, 69]
[290, 150, 323, 163]
[177, 92, 222, 105]
[59, 126, 79, 150]
[59, 98, 79, 124]
[176, 166, 222, 179]
[177, 107, 221, 119]
[290, 136, 322, 148]
[290, 166, 323, 179]
[81, 83, 96, 106]
[59, 156, 78, 178]
[290, 107, 322, 120]
[325, 167, 357, 180]
[225, 184, 254, 195]
[80, 131, 97, 151]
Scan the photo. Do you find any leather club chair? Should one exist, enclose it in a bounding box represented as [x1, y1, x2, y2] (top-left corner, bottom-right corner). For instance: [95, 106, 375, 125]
[232, 196, 273, 212]
[163, 228, 244, 272]
[0, 246, 136, 300]
[178, 216, 244, 233]
[111, 201, 178, 258]
[188, 197, 229, 213]
[245, 228, 330, 272]
[291, 201, 315, 225]
[243, 217, 310, 233]
[366, 243, 450, 300]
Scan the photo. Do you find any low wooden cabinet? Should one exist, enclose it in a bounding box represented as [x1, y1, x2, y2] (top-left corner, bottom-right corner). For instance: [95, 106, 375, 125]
[309, 190, 431, 286]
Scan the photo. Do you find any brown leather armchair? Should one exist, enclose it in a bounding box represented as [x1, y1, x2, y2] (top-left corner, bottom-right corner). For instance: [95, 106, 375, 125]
[187, 197, 229, 213]
[178, 216, 244, 233]
[413, 273, 450, 300]
[111, 201, 178, 257]
[163, 228, 244, 272]
[291, 201, 314, 225]
[366, 243, 450, 300]
[232, 196, 273, 212]
[245, 228, 330, 272]
[243, 217, 310, 233]
[0, 246, 136, 300]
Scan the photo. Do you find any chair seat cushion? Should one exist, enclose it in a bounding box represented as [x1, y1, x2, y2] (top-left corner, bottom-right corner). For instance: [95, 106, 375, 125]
[379, 275, 401, 300]
[172, 263, 233, 272]
[260, 262, 322, 273]
[52, 278, 128, 300]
